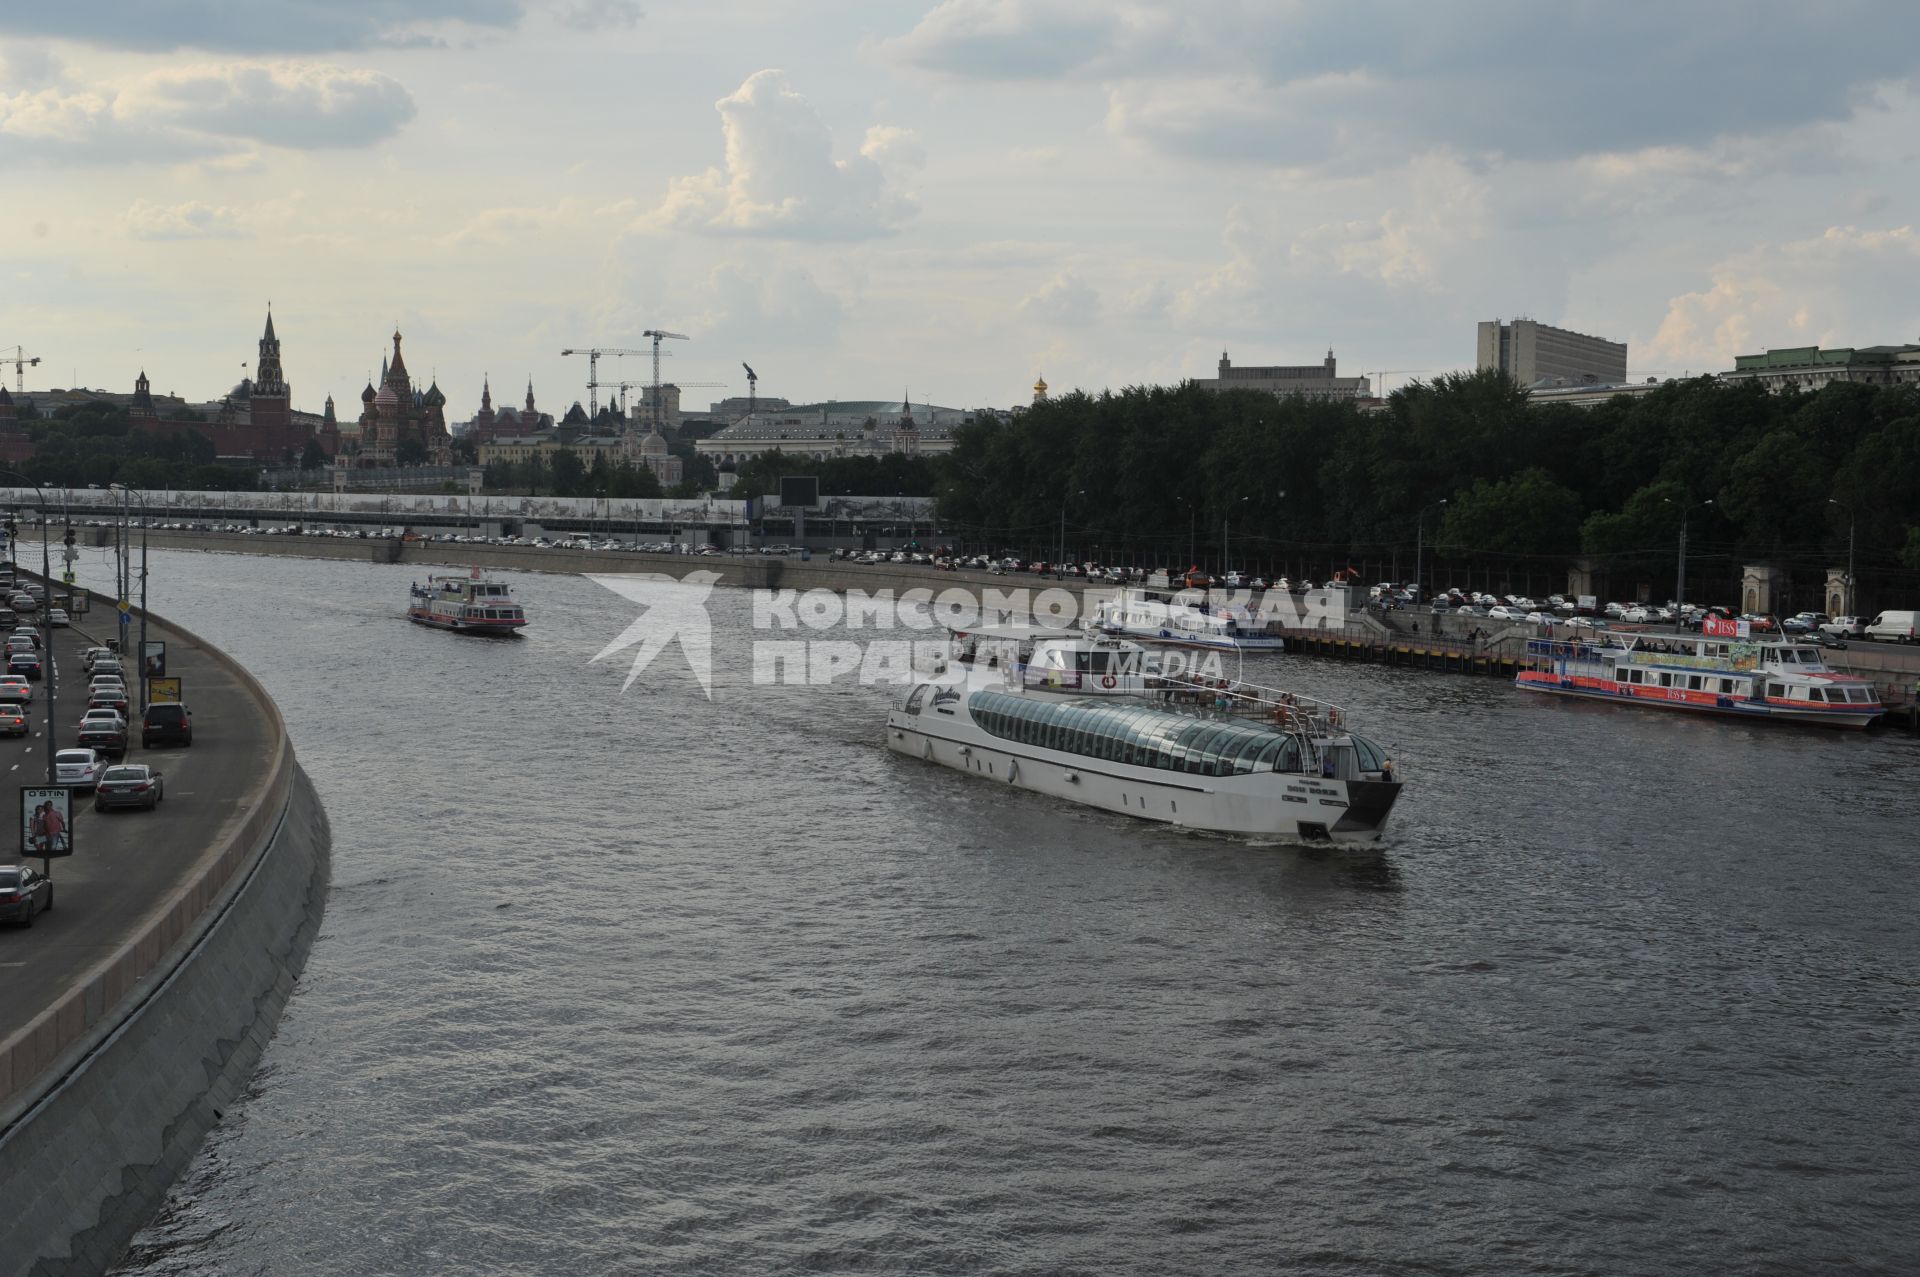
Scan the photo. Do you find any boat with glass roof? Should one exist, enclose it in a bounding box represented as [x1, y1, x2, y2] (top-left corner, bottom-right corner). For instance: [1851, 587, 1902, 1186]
[1516, 632, 1882, 728]
[888, 627, 1402, 842]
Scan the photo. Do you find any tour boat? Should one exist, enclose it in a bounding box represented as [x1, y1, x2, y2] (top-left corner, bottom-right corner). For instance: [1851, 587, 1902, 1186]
[1093, 587, 1286, 652]
[1515, 633, 1883, 728]
[887, 627, 1401, 843]
[407, 571, 528, 634]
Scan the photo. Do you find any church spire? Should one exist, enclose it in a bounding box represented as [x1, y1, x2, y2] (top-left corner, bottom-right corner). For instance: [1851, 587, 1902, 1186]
[255, 306, 286, 397]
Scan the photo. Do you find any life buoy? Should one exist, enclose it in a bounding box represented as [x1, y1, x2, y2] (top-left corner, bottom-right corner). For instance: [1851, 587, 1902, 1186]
[1101, 674, 1117, 689]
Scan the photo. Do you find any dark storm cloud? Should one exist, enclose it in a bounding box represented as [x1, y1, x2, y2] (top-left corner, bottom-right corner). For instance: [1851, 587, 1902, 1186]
[889, 0, 1920, 163]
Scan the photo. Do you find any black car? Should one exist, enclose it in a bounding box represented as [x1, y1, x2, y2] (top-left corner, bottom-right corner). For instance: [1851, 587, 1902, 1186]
[95, 763, 164, 811]
[8, 652, 42, 681]
[0, 863, 52, 927]
[143, 702, 193, 748]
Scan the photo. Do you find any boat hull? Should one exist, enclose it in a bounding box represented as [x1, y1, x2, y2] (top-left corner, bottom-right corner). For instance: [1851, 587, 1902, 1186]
[1515, 674, 1880, 729]
[885, 712, 1393, 843]
[1094, 623, 1286, 653]
[407, 607, 527, 635]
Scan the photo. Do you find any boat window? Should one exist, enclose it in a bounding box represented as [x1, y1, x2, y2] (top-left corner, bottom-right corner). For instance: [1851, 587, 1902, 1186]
[1768, 682, 1786, 698]
[1351, 736, 1386, 773]
[1806, 688, 1826, 702]
[1227, 734, 1268, 774]
[1185, 725, 1228, 773]
[1688, 675, 1702, 691]
[905, 685, 927, 715]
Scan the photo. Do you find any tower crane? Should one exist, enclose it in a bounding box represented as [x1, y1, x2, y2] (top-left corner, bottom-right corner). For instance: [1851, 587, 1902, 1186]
[641, 330, 688, 430]
[743, 363, 758, 420]
[559, 346, 648, 416]
[1, 346, 41, 394]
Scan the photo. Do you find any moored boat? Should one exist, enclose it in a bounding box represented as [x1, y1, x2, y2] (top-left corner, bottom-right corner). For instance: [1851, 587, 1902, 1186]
[890, 627, 1401, 843]
[407, 571, 528, 634]
[1093, 587, 1286, 652]
[1515, 632, 1882, 728]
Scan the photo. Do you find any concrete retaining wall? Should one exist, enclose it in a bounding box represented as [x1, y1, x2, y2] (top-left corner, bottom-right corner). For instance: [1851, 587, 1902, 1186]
[0, 600, 329, 1277]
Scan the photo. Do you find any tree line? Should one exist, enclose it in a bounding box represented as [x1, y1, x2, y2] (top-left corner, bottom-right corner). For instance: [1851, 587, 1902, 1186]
[4, 399, 263, 491]
[931, 371, 1920, 610]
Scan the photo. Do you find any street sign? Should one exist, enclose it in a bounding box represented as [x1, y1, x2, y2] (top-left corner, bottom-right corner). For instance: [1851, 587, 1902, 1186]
[61, 569, 74, 585]
[62, 545, 78, 564]
[22, 787, 73, 859]
[117, 599, 131, 615]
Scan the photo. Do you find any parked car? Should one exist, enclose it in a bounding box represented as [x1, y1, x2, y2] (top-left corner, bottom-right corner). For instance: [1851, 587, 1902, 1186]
[46, 608, 68, 627]
[1486, 605, 1528, 622]
[0, 863, 52, 927]
[88, 687, 130, 715]
[94, 764, 164, 812]
[0, 704, 26, 736]
[1820, 616, 1867, 639]
[143, 702, 193, 748]
[54, 747, 107, 791]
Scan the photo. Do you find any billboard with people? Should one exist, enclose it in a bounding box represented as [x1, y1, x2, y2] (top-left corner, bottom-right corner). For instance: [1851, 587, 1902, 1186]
[22, 787, 72, 859]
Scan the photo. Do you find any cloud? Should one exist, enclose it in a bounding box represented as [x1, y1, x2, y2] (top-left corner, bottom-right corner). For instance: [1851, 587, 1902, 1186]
[647, 70, 919, 241]
[121, 199, 249, 240]
[0, 84, 225, 164]
[0, 1, 521, 53]
[121, 62, 415, 148]
[549, 0, 644, 31]
[889, 0, 1920, 169]
[1649, 225, 1920, 369]
[1017, 272, 1099, 326]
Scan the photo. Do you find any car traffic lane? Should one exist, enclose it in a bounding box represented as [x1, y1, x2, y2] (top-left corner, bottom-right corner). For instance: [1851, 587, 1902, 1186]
[0, 612, 279, 1051]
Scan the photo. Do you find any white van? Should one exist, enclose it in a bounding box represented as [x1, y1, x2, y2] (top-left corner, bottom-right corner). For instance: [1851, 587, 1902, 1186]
[1866, 610, 1918, 643]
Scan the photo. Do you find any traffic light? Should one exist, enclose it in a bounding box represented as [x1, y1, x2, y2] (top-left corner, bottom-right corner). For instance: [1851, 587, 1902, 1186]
[62, 527, 74, 547]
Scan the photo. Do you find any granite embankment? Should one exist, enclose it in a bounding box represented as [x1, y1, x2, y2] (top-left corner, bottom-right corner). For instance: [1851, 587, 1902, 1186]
[0, 586, 330, 1277]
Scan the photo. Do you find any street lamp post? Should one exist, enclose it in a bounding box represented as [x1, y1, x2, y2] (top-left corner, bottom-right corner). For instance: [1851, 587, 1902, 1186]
[1665, 497, 1713, 621]
[1829, 499, 1855, 618]
[1057, 487, 1084, 575]
[112, 485, 150, 711]
[1415, 500, 1447, 603]
[1222, 496, 1250, 579]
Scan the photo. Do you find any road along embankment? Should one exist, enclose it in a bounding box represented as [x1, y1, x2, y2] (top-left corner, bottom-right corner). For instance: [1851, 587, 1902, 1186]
[0, 586, 331, 1277]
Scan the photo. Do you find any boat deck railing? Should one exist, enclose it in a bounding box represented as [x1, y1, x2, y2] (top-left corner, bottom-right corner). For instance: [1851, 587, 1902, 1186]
[1148, 672, 1352, 737]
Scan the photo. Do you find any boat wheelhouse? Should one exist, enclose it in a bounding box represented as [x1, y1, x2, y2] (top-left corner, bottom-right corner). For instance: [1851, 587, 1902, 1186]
[891, 626, 1402, 842]
[407, 572, 528, 634]
[1093, 587, 1285, 652]
[1516, 633, 1881, 728]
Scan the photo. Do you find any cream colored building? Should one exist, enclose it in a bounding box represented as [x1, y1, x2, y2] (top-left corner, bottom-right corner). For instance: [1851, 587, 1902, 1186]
[1477, 319, 1627, 386]
[1191, 350, 1370, 401]
[696, 397, 979, 465]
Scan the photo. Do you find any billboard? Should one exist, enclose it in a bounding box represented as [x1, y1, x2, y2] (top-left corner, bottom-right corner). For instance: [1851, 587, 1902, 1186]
[779, 475, 821, 509]
[148, 677, 183, 703]
[22, 787, 73, 858]
[143, 639, 166, 679]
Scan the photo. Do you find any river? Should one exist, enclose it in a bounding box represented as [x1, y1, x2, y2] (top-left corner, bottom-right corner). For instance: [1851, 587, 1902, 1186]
[71, 548, 1916, 1276]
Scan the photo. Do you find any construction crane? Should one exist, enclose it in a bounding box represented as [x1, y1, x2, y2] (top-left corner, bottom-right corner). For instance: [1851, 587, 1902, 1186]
[559, 346, 648, 416]
[641, 330, 688, 431]
[743, 363, 758, 420]
[1, 345, 41, 394]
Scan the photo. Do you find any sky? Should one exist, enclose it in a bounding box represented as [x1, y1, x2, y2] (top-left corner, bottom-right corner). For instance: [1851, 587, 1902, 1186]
[4, 0, 1920, 420]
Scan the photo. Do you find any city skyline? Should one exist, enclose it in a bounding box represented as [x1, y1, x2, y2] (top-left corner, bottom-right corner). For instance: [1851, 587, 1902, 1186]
[5, 2, 1920, 414]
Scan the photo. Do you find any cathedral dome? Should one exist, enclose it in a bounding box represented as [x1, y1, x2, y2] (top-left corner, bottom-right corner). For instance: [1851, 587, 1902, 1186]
[230, 377, 254, 399]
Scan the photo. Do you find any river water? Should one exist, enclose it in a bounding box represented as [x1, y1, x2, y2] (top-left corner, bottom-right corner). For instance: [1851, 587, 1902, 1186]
[75, 548, 1917, 1276]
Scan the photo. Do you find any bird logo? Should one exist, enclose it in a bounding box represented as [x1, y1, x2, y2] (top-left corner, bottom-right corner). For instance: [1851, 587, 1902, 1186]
[586, 570, 722, 698]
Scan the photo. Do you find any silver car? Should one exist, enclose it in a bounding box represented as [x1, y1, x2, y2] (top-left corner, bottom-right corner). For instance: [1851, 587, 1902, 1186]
[54, 747, 107, 792]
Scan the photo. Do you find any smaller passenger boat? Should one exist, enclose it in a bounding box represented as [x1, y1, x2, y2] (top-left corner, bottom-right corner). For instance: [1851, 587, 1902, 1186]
[1516, 632, 1881, 728]
[1092, 587, 1285, 652]
[407, 571, 528, 634]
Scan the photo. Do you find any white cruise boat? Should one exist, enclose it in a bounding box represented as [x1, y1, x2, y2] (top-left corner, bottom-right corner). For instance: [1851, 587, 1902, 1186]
[407, 571, 528, 635]
[1093, 587, 1285, 652]
[889, 628, 1401, 843]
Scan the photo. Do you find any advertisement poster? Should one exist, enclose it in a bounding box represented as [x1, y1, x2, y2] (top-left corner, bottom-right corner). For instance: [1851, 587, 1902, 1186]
[22, 787, 73, 858]
[143, 640, 167, 679]
[148, 677, 183, 703]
